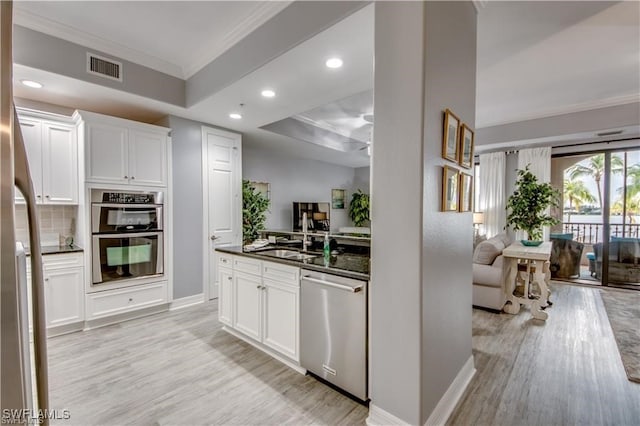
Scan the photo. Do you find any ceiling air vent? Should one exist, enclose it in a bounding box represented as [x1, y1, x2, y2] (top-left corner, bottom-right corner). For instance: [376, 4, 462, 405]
[86, 53, 122, 82]
[597, 130, 623, 137]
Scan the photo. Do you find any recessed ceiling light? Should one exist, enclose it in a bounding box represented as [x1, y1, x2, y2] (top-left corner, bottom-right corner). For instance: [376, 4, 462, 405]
[325, 57, 343, 69]
[261, 89, 276, 98]
[229, 113, 242, 120]
[21, 79, 43, 89]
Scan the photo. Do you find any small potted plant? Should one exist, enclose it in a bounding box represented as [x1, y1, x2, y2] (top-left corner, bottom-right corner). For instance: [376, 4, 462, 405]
[349, 189, 370, 227]
[506, 166, 560, 246]
[242, 180, 270, 244]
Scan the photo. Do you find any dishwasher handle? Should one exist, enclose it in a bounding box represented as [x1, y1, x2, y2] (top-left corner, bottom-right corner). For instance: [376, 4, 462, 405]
[302, 275, 363, 293]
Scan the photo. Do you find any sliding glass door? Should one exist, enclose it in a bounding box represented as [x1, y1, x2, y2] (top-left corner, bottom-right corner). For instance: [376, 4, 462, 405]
[556, 148, 639, 289]
[605, 150, 640, 289]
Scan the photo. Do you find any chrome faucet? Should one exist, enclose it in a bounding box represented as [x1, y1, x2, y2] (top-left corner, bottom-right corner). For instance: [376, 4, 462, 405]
[302, 212, 312, 252]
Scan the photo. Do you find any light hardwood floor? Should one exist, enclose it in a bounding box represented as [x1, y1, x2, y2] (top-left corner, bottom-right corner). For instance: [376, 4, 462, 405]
[46, 300, 368, 425]
[47, 283, 640, 425]
[449, 283, 640, 426]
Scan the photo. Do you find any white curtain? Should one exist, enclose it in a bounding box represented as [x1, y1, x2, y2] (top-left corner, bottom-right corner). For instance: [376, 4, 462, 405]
[479, 152, 506, 238]
[517, 147, 552, 240]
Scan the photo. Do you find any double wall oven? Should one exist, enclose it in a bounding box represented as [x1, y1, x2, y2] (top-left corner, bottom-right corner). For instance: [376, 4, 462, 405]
[91, 190, 164, 288]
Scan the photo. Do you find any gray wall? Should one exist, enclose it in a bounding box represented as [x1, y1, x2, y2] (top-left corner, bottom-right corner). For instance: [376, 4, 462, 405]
[157, 115, 206, 299]
[243, 147, 366, 232]
[370, 2, 425, 422]
[353, 166, 370, 194]
[476, 102, 640, 149]
[14, 26, 184, 106]
[370, 1, 475, 424]
[421, 1, 476, 420]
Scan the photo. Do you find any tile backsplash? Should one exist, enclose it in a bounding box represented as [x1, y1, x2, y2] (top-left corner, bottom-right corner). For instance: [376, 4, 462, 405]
[15, 205, 77, 246]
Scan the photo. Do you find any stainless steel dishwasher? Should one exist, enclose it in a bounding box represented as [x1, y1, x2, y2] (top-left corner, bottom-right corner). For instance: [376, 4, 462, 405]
[300, 269, 368, 401]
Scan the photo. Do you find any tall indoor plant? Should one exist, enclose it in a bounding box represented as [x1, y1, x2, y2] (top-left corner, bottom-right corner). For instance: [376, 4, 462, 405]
[242, 180, 270, 244]
[349, 189, 370, 227]
[506, 166, 560, 245]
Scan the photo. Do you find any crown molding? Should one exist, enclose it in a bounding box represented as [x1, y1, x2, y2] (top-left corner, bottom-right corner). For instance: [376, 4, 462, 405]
[184, 1, 292, 78]
[473, 1, 488, 14]
[477, 93, 640, 129]
[13, 8, 184, 78]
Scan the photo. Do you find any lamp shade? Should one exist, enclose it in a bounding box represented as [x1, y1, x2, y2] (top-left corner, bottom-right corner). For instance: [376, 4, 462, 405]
[313, 212, 327, 220]
[472, 212, 484, 225]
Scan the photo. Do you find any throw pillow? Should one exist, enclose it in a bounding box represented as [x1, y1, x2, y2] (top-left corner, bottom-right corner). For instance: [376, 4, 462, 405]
[473, 238, 505, 265]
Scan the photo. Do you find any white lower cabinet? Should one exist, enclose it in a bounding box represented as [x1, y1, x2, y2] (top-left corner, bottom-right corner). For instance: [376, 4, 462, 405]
[218, 266, 234, 326]
[86, 281, 168, 320]
[217, 253, 300, 362]
[28, 252, 84, 335]
[262, 278, 299, 360]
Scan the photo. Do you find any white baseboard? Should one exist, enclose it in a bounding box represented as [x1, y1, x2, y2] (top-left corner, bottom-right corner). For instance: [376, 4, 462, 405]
[366, 404, 410, 426]
[424, 355, 476, 426]
[170, 293, 205, 311]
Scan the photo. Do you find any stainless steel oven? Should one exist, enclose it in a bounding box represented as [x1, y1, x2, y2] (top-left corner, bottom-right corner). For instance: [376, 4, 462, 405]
[91, 190, 164, 285]
[92, 232, 163, 284]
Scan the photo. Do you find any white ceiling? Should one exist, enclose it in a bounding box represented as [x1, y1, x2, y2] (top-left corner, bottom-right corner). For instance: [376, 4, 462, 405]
[11, 1, 640, 168]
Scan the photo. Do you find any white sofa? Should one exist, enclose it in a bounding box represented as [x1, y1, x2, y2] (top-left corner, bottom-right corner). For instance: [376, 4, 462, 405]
[472, 233, 512, 311]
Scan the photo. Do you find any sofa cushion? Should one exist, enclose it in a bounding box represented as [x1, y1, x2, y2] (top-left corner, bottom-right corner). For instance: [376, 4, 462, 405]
[473, 238, 505, 265]
[472, 262, 503, 287]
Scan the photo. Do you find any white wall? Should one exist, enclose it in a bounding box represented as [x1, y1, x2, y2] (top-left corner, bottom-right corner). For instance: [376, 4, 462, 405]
[243, 147, 368, 232]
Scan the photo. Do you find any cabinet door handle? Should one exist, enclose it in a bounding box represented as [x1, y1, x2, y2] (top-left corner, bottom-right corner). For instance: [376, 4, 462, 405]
[44, 278, 49, 282]
[256, 285, 261, 289]
[45, 195, 50, 198]
[36, 195, 41, 198]
[128, 298, 133, 302]
[227, 276, 232, 281]
[131, 176, 135, 180]
[124, 175, 128, 179]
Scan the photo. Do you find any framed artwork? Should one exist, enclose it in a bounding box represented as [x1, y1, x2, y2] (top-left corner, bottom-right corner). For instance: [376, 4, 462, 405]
[458, 124, 474, 169]
[331, 189, 345, 209]
[458, 173, 473, 212]
[442, 109, 460, 163]
[442, 165, 459, 212]
[250, 181, 271, 200]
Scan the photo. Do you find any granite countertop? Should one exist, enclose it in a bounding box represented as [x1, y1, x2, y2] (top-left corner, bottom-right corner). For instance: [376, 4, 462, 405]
[26, 244, 84, 256]
[216, 246, 370, 281]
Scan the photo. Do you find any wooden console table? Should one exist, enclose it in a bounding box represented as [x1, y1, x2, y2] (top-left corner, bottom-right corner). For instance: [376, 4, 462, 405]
[502, 241, 552, 320]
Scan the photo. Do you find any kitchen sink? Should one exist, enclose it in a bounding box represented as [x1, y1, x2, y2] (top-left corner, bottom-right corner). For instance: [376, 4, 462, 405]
[258, 249, 317, 261]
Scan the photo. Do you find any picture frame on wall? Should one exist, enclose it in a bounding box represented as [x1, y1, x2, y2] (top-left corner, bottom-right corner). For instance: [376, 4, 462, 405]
[458, 124, 474, 169]
[331, 189, 345, 209]
[442, 109, 460, 163]
[459, 173, 473, 212]
[442, 165, 459, 212]
[250, 181, 271, 200]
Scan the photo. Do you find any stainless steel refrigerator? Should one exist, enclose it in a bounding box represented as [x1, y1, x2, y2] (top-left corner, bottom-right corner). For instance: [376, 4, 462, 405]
[1, 1, 50, 424]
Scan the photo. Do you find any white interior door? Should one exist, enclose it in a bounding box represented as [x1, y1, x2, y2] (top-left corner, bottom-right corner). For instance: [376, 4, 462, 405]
[204, 127, 241, 299]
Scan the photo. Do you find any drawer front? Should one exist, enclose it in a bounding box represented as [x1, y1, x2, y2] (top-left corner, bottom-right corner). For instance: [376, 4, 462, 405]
[86, 281, 167, 320]
[43, 252, 84, 270]
[233, 256, 262, 276]
[217, 252, 233, 268]
[262, 261, 300, 286]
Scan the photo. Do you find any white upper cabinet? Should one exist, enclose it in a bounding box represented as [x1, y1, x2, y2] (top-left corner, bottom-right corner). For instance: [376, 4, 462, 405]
[85, 122, 128, 184]
[80, 111, 169, 187]
[17, 114, 78, 204]
[128, 129, 167, 186]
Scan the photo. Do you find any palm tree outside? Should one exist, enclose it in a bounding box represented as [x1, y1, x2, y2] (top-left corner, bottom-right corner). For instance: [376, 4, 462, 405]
[567, 153, 624, 210]
[564, 178, 596, 223]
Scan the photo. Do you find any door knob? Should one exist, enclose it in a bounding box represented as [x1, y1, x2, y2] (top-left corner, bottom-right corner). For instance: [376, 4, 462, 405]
[211, 235, 220, 241]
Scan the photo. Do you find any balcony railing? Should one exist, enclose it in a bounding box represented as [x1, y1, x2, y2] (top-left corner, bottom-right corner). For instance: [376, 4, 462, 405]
[562, 222, 640, 245]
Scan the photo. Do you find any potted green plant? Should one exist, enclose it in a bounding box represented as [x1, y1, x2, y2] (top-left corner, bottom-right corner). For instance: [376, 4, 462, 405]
[242, 180, 270, 244]
[506, 166, 560, 246]
[349, 189, 370, 227]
